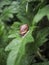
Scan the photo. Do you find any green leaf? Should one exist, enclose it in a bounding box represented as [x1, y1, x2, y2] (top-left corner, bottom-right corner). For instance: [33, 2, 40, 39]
[8, 22, 21, 38]
[32, 5, 49, 25]
[32, 27, 49, 52]
[17, 13, 30, 24]
[5, 39, 21, 51]
[5, 27, 34, 65]
[36, 27, 49, 46]
[0, 20, 5, 36]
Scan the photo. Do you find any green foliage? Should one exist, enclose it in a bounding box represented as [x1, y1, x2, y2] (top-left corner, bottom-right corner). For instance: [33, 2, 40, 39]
[32, 5, 49, 25]
[32, 61, 49, 65]
[0, 0, 49, 65]
[0, 21, 8, 65]
[5, 26, 34, 65]
[1, 1, 19, 21]
[32, 27, 49, 53]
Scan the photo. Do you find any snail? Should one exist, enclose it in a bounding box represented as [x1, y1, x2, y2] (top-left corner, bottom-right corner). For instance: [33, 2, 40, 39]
[20, 24, 29, 36]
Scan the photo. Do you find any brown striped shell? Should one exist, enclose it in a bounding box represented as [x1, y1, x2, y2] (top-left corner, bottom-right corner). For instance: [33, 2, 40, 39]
[20, 24, 28, 36]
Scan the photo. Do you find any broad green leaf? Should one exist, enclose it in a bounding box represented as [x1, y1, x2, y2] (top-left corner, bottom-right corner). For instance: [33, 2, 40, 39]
[32, 5, 49, 25]
[5, 27, 34, 65]
[8, 33, 20, 39]
[5, 39, 21, 51]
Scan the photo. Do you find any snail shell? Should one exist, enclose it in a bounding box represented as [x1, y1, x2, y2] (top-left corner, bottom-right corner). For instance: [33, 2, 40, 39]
[20, 24, 28, 36]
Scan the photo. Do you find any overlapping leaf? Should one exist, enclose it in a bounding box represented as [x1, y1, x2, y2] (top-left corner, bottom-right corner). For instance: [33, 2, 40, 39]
[32, 5, 49, 25]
